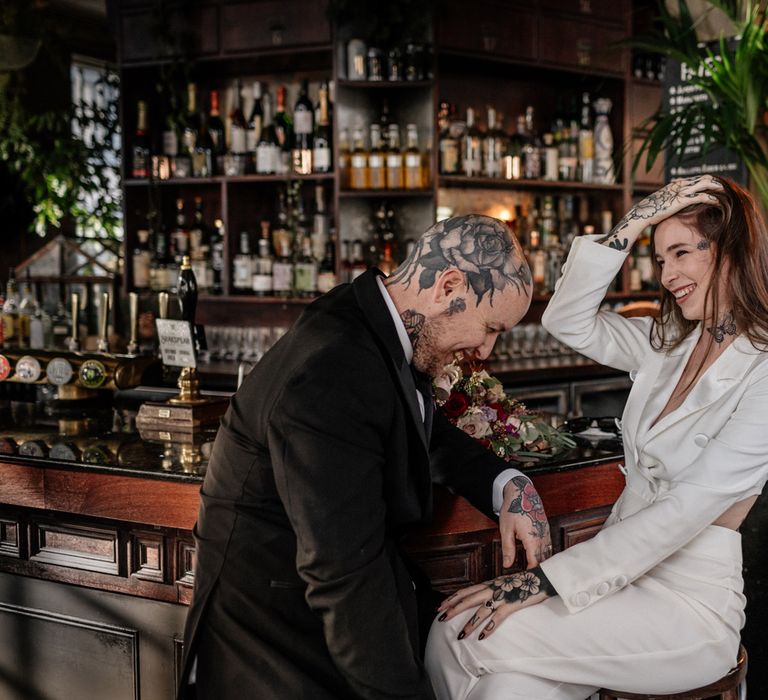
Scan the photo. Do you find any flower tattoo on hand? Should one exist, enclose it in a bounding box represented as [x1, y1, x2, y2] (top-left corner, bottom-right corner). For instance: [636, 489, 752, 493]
[507, 475, 549, 538]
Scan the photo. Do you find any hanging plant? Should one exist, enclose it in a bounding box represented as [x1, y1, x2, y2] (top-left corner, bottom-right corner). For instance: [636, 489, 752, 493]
[631, 0, 768, 206]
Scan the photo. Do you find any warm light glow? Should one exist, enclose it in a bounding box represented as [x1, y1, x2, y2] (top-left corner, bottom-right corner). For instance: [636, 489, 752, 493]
[498, 208, 512, 221]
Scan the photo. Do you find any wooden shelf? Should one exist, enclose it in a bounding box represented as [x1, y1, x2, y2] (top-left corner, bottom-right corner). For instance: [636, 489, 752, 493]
[339, 188, 434, 199]
[200, 295, 315, 305]
[336, 79, 433, 89]
[125, 173, 335, 187]
[438, 176, 624, 192]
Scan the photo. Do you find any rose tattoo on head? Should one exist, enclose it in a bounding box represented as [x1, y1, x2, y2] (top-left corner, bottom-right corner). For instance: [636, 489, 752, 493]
[387, 215, 532, 306]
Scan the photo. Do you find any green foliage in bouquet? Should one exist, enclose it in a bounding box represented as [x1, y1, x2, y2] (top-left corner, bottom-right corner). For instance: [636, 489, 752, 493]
[434, 363, 576, 464]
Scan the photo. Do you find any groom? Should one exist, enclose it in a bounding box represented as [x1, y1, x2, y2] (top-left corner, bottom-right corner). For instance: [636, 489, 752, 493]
[179, 215, 551, 700]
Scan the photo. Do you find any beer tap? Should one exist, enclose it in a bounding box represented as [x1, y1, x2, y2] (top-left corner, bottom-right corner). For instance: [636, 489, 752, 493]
[127, 292, 139, 355]
[67, 293, 80, 352]
[97, 292, 110, 353]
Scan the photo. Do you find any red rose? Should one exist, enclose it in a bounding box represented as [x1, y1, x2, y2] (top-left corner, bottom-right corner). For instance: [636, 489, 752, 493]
[488, 402, 507, 422]
[443, 391, 469, 419]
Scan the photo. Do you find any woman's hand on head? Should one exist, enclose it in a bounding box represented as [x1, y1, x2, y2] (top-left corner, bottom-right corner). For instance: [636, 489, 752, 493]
[597, 175, 723, 252]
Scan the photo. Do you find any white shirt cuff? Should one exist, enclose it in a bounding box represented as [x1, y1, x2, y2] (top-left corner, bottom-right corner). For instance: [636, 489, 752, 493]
[492, 468, 526, 514]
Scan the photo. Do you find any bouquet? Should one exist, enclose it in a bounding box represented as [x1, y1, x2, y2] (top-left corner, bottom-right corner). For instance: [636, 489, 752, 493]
[434, 362, 576, 463]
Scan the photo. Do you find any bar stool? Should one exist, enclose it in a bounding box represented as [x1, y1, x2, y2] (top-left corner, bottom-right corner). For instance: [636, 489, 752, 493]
[598, 644, 747, 700]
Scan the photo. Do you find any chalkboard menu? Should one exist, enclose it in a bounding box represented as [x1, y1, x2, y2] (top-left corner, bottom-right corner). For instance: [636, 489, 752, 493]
[663, 41, 748, 185]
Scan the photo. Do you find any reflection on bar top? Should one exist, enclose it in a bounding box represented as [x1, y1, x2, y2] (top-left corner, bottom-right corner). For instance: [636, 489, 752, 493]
[0, 399, 217, 481]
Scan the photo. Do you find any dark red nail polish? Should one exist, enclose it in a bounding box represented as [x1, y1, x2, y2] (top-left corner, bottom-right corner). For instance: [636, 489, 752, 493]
[438, 612, 447, 622]
[457, 631, 465, 640]
[478, 633, 485, 640]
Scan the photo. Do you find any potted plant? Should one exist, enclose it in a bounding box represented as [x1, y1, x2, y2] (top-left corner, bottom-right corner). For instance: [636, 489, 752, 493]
[631, 0, 768, 206]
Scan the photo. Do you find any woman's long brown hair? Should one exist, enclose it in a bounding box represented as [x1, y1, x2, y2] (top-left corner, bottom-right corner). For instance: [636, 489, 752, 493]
[650, 177, 768, 353]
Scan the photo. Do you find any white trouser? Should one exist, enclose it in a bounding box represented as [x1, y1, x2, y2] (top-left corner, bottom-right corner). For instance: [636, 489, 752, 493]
[426, 526, 745, 700]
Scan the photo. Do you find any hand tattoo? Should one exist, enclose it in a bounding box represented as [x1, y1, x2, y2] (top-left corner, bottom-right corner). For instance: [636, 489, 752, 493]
[507, 476, 549, 538]
[707, 310, 737, 343]
[486, 567, 557, 606]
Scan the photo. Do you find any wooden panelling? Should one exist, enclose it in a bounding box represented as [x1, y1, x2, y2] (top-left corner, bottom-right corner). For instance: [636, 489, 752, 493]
[540, 0, 628, 25]
[551, 506, 612, 551]
[438, 1, 537, 62]
[220, 0, 331, 54]
[176, 537, 196, 589]
[0, 462, 45, 508]
[0, 519, 21, 558]
[412, 541, 486, 594]
[30, 521, 121, 575]
[130, 530, 167, 583]
[538, 17, 626, 75]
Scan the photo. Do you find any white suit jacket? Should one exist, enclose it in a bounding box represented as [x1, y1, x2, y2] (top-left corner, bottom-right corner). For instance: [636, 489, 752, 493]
[539, 236, 768, 614]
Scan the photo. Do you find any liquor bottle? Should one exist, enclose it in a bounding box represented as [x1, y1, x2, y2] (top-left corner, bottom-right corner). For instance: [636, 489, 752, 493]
[132, 229, 152, 290]
[246, 81, 263, 167]
[150, 223, 171, 291]
[131, 100, 150, 178]
[229, 80, 248, 155]
[17, 271, 34, 348]
[377, 240, 397, 275]
[189, 196, 211, 293]
[294, 233, 318, 297]
[272, 195, 294, 297]
[274, 85, 293, 175]
[161, 90, 179, 158]
[317, 240, 337, 294]
[368, 123, 386, 190]
[311, 184, 330, 260]
[193, 111, 215, 177]
[503, 117, 524, 180]
[233, 231, 255, 291]
[210, 218, 225, 294]
[528, 229, 547, 295]
[177, 257, 198, 352]
[403, 123, 423, 189]
[540, 195, 558, 250]
[522, 106, 541, 179]
[256, 92, 279, 175]
[171, 198, 190, 265]
[635, 226, 657, 291]
[2, 269, 20, 349]
[438, 101, 459, 175]
[50, 295, 72, 349]
[560, 117, 579, 182]
[182, 83, 200, 156]
[28, 288, 52, 350]
[385, 123, 404, 189]
[483, 107, 504, 179]
[338, 127, 351, 188]
[312, 81, 332, 173]
[462, 107, 482, 177]
[349, 127, 369, 189]
[208, 90, 226, 158]
[593, 97, 615, 184]
[252, 221, 274, 296]
[542, 132, 559, 181]
[578, 92, 594, 183]
[350, 239, 368, 279]
[292, 79, 314, 175]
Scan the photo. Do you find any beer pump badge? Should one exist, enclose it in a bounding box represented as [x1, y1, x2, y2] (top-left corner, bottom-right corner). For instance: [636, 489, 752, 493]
[0, 355, 11, 381]
[79, 359, 107, 389]
[16, 356, 42, 383]
[46, 357, 74, 386]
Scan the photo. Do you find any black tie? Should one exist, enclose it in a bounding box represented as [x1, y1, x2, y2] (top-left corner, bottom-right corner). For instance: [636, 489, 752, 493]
[411, 367, 434, 443]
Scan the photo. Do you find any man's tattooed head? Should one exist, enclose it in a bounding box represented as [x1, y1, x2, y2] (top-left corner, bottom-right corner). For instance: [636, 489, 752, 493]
[387, 215, 531, 306]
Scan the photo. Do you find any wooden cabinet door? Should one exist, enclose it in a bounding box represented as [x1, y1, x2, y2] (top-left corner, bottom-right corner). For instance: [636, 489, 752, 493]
[220, 0, 331, 54]
[540, 0, 628, 26]
[550, 506, 613, 552]
[437, 0, 537, 62]
[538, 17, 626, 75]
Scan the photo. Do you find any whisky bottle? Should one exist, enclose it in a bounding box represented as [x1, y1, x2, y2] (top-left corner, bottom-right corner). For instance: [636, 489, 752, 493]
[131, 100, 150, 178]
[246, 81, 263, 169]
[317, 240, 337, 294]
[182, 83, 200, 156]
[338, 127, 351, 188]
[503, 118, 524, 181]
[17, 270, 34, 348]
[272, 196, 294, 297]
[229, 80, 248, 156]
[578, 92, 595, 183]
[403, 123, 423, 189]
[462, 107, 482, 177]
[252, 221, 274, 296]
[385, 124, 404, 189]
[522, 106, 541, 180]
[208, 90, 226, 157]
[172, 198, 190, 263]
[368, 123, 386, 190]
[189, 196, 211, 293]
[294, 233, 318, 297]
[210, 218, 225, 294]
[292, 79, 314, 175]
[274, 85, 293, 175]
[233, 231, 255, 291]
[2, 269, 20, 349]
[256, 92, 279, 175]
[483, 107, 503, 179]
[312, 81, 332, 173]
[378, 240, 397, 275]
[349, 127, 369, 189]
[350, 239, 367, 280]
[132, 229, 152, 290]
[438, 101, 459, 175]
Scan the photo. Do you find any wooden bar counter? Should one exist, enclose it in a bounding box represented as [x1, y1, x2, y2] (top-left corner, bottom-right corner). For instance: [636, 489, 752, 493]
[0, 400, 623, 699]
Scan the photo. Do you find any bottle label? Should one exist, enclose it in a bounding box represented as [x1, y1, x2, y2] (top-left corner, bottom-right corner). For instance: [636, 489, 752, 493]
[294, 263, 318, 293]
[233, 259, 254, 288]
[231, 126, 247, 154]
[440, 141, 459, 173]
[313, 147, 331, 171]
[133, 251, 151, 288]
[256, 144, 277, 173]
[46, 357, 74, 386]
[368, 154, 384, 168]
[162, 130, 178, 157]
[387, 154, 402, 169]
[405, 154, 421, 168]
[252, 274, 273, 293]
[2, 315, 16, 341]
[317, 271, 337, 294]
[272, 262, 294, 292]
[212, 244, 224, 271]
[294, 111, 313, 135]
[351, 154, 367, 168]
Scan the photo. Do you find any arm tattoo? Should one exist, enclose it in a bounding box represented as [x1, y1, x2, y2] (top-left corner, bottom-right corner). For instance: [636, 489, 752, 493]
[596, 177, 707, 248]
[487, 566, 557, 606]
[446, 297, 466, 316]
[507, 475, 549, 538]
[386, 215, 531, 306]
[400, 309, 425, 347]
[706, 310, 736, 343]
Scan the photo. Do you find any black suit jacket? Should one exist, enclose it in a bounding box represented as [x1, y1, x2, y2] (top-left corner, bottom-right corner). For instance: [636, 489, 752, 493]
[179, 270, 511, 700]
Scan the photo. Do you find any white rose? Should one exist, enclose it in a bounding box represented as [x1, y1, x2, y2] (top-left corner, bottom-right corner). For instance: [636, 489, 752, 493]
[457, 408, 492, 438]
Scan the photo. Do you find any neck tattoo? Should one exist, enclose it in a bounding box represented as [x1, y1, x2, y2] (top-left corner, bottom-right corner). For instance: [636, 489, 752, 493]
[706, 310, 737, 343]
[400, 309, 425, 347]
